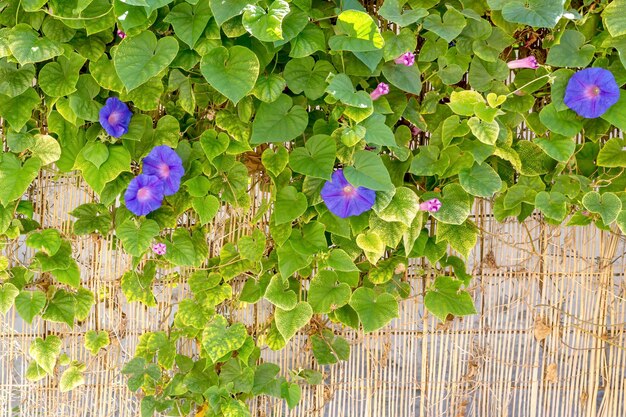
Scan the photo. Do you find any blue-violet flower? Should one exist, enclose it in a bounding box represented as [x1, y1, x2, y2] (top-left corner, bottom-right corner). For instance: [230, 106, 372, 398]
[99, 97, 132, 138]
[124, 174, 165, 216]
[142, 146, 185, 196]
[320, 170, 376, 218]
[564, 68, 620, 118]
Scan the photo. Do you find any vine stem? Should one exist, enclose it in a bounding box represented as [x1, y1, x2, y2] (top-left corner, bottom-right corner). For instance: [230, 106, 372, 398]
[506, 71, 554, 97]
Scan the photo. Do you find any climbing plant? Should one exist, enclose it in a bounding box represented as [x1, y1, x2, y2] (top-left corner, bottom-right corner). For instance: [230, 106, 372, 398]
[1, 0, 626, 415]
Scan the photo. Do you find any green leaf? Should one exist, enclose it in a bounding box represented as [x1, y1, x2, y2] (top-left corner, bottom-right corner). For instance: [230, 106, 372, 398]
[501, 0, 565, 29]
[164, 2, 212, 48]
[38, 53, 86, 97]
[122, 357, 161, 392]
[289, 23, 326, 58]
[200, 130, 229, 162]
[343, 150, 393, 191]
[275, 301, 313, 341]
[329, 10, 384, 52]
[274, 186, 307, 225]
[546, 30, 595, 68]
[602, 90, 626, 131]
[262, 146, 290, 176]
[0, 61, 36, 97]
[431, 184, 471, 225]
[8, 24, 63, 65]
[41, 289, 76, 327]
[113, 32, 179, 91]
[468, 116, 499, 145]
[116, 219, 160, 257]
[252, 74, 286, 103]
[74, 145, 131, 195]
[242, 0, 290, 42]
[325, 73, 372, 109]
[121, 264, 156, 307]
[201, 45, 259, 105]
[164, 228, 205, 267]
[283, 57, 335, 100]
[14, 290, 46, 323]
[30, 335, 62, 375]
[60, 362, 86, 392]
[30, 134, 62, 166]
[0, 282, 19, 314]
[381, 61, 421, 95]
[25, 361, 47, 382]
[265, 274, 298, 309]
[423, 8, 467, 43]
[436, 220, 478, 258]
[311, 330, 350, 364]
[349, 287, 398, 333]
[250, 94, 307, 144]
[0, 154, 41, 206]
[192, 195, 220, 225]
[84, 330, 110, 355]
[538, 103, 582, 137]
[597, 138, 626, 167]
[424, 276, 476, 322]
[534, 136, 575, 163]
[458, 163, 502, 198]
[379, 0, 428, 26]
[448, 90, 484, 116]
[70, 203, 112, 235]
[209, 0, 258, 26]
[361, 113, 396, 147]
[202, 315, 247, 363]
[281, 381, 302, 409]
[308, 270, 351, 313]
[377, 187, 419, 226]
[603, 0, 626, 37]
[26, 229, 62, 255]
[0, 88, 40, 130]
[535, 191, 568, 221]
[582, 191, 622, 225]
[289, 135, 336, 180]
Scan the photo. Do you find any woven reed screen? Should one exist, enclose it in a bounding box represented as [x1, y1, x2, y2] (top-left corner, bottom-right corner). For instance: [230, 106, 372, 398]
[1, 169, 625, 417]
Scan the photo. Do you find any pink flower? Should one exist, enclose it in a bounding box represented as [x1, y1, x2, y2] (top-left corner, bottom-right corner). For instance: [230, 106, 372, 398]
[152, 243, 166, 255]
[117, 29, 126, 39]
[507, 56, 539, 70]
[410, 125, 422, 136]
[394, 52, 415, 67]
[370, 83, 389, 101]
[420, 198, 441, 213]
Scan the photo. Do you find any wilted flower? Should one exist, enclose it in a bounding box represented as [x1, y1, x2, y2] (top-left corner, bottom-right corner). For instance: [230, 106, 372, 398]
[124, 174, 165, 216]
[394, 52, 415, 67]
[410, 125, 422, 136]
[117, 29, 126, 39]
[564, 68, 620, 118]
[152, 243, 166, 255]
[142, 146, 185, 196]
[99, 97, 132, 138]
[320, 170, 376, 218]
[420, 198, 441, 213]
[507, 55, 539, 70]
[370, 82, 389, 101]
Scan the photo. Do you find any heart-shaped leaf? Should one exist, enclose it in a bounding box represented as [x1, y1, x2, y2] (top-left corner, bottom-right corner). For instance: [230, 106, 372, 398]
[325, 73, 372, 109]
[274, 301, 313, 341]
[423, 8, 466, 42]
[431, 183, 472, 225]
[289, 135, 336, 180]
[164, 2, 212, 48]
[597, 138, 626, 167]
[201, 45, 259, 104]
[14, 290, 46, 323]
[328, 10, 384, 52]
[284, 57, 335, 100]
[501, 0, 565, 29]
[458, 162, 502, 198]
[343, 150, 393, 191]
[0, 154, 41, 206]
[274, 186, 307, 225]
[26, 229, 62, 256]
[116, 219, 160, 258]
[0, 61, 36, 97]
[0, 283, 19, 314]
[60, 362, 86, 392]
[209, 0, 258, 26]
[424, 276, 476, 321]
[30, 335, 62, 375]
[377, 187, 419, 226]
[8, 24, 63, 65]
[84, 330, 110, 356]
[202, 315, 247, 363]
[262, 145, 290, 176]
[308, 270, 351, 313]
[242, 0, 290, 42]
[265, 274, 298, 310]
[582, 191, 622, 225]
[114, 31, 179, 91]
[251, 94, 308, 144]
[468, 116, 499, 145]
[382, 60, 421, 95]
[546, 30, 595, 68]
[379, 0, 428, 26]
[535, 191, 568, 221]
[349, 287, 398, 333]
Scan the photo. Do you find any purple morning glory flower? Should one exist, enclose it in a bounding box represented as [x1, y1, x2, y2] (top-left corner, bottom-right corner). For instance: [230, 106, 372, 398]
[99, 97, 132, 138]
[124, 174, 165, 216]
[507, 56, 539, 70]
[394, 52, 415, 67]
[152, 243, 166, 255]
[142, 146, 185, 196]
[320, 170, 376, 218]
[564, 68, 620, 118]
[420, 198, 441, 213]
[370, 82, 389, 101]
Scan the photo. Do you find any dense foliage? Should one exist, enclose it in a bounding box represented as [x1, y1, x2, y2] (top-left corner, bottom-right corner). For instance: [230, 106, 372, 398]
[1, 0, 626, 415]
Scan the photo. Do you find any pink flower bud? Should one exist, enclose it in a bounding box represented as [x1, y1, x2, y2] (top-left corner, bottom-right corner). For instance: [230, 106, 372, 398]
[152, 243, 166, 255]
[370, 82, 389, 101]
[394, 52, 415, 67]
[419, 198, 442, 213]
[507, 56, 539, 70]
[117, 29, 126, 39]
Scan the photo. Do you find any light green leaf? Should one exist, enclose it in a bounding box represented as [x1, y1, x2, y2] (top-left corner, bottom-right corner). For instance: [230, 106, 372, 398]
[0, 283, 19, 314]
[289, 135, 336, 180]
[262, 146, 290, 176]
[209, 0, 258, 26]
[275, 301, 313, 341]
[344, 150, 393, 191]
[201, 45, 259, 105]
[26, 229, 62, 256]
[84, 330, 110, 355]
[423, 8, 467, 42]
[361, 114, 396, 147]
[121, 264, 156, 307]
[349, 287, 398, 333]
[274, 186, 307, 225]
[0, 154, 41, 206]
[202, 315, 247, 363]
[0, 61, 35, 97]
[38, 53, 86, 97]
[437, 220, 478, 258]
[113, 32, 179, 91]
[597, 138, 626, 167]
[603, 0, 626, 37]
[325, 73, 372, 109]
[329, 10, 384, 52]
[538, 103, 582, 137]
[30, 335, 62, 375]
[242, 0, 290, 42]
[431, 183, 472, 225]
[458, 163, 502, 198]
[602, 90, 626, 131]
[501, 0, 565, 29]
[74, 145, 131, 195]
[448, 90, 485, 116]
[164, 228, 204, 267]
[535, 191, 568, 221]
[308, 270, 351, 314]
[250, 94, 308, 144]
[59, 362, 86, 392]
[468, 116, 499, 145]
[252, 74, 286, 103]
[379, 0, 428, 26]
[30, 134, 62, 166]
[582, 191, 622, 225]
[192, 195, 220, 226]
[116, 219, 160, 257]
[424, 276, 476, 321]
[284, 57, 335, 100]
[534, 135, 575, 163]
[377, 187, 419, 226]
[8, 24, 63, 65]
[546, 30, 595, 68]
[164, 2, 212, 48]
[14, 290, 46, 323]
[0, 88, 40, 130]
